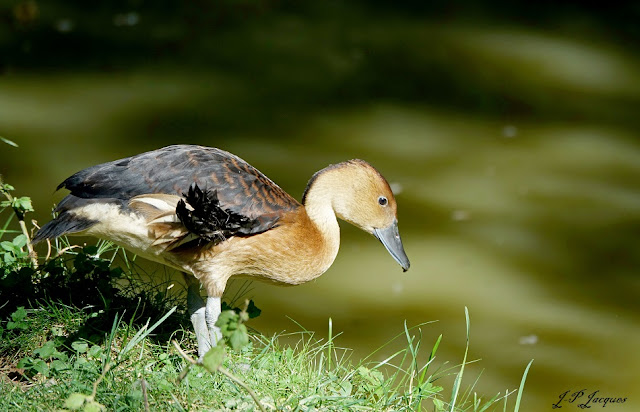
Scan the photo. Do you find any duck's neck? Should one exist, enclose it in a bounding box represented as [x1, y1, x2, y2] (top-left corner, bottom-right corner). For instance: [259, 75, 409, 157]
[302, 168, 343, 263]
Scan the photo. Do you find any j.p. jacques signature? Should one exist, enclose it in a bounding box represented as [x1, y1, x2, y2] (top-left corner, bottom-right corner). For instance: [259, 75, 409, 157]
[552, 389, 627, 409]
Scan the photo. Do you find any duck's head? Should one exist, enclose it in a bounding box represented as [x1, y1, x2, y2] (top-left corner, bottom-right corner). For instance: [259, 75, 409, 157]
[303, 159, 410, 272]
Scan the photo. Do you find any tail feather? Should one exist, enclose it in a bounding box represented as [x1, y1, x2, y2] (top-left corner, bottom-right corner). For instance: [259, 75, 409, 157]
[32, 212, 97, 243]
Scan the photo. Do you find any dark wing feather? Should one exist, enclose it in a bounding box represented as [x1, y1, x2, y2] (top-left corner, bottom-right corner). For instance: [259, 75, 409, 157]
[39, 145, 300, 240]
[176, 183, 262, 242]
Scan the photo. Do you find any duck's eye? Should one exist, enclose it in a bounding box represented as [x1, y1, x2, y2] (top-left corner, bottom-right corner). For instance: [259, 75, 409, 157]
[378, 196, 388, 206]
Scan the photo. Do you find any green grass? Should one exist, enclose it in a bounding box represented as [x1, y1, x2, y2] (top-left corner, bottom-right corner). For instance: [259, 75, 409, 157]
[0, 301, 531, 411]
[0, 176, 533, 411]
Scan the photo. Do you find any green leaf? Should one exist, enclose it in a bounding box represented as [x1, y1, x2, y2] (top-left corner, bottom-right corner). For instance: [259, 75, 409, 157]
[246, 300, 262, 319]
[55, 350, 68, 362]
[51, 359, 70, 372]
[72, 341, 89, 353]
[228, 324, 249, 351]
[216, 310, 238, 326]
[83, 245, 99, 255]
[88, 345, 102, 358]
[34, 341, 56, 359]
[339, 380, 353, 396]
[13, 196, 34, 213]
[7, 307, 29, 330]
[32, 359, 49, 376]
[1, 241, 14, 252]
[202, 345, 225, 372]
[157, 378, 173, 392]
[13, 234, 27, 248]
[17, 357, 33, 369]
[64, 393, 89, 409]
[50, 326, 65, 337]
[7, 320, 27, 330]
[84, 400, 105, 412]
[357, 366, 384, 396]
[11, 307, 27, 322]
[0, 137, 18, 147]
[216, 310, 239, 337]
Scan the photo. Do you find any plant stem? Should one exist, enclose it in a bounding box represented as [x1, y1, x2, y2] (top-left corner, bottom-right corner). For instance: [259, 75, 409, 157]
[1, 185, 37, 266]
[18, 219, 37, 266]
[218, 366, 267, 412]
[92, 362, 111, 399]
[141, 378, 150, 412]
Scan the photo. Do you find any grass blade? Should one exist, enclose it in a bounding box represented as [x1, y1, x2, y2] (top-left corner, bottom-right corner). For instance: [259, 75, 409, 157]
[420, 333, 442, 383]
[1, 136, 18, 147]
[327, 317, 333, 371]
[514, 359, 534, 412]
[119, 306, 177, 358]
[450, 306, 470, 411]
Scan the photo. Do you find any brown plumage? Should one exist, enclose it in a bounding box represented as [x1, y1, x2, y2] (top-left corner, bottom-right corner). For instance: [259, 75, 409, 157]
[34, 145, 410, 357]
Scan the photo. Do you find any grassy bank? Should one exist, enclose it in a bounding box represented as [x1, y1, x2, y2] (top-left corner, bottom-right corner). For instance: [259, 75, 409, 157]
[0, 175, 531, 411]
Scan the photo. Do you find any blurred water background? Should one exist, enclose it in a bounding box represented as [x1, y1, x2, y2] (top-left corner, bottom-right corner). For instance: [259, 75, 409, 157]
[1, 1, 639, 410]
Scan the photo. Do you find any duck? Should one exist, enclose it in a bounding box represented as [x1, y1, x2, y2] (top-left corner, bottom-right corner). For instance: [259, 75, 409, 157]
[34, 144, 410, 358]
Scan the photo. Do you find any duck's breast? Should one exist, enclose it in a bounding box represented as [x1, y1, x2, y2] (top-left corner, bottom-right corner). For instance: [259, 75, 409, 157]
[186, 209, 340, 295]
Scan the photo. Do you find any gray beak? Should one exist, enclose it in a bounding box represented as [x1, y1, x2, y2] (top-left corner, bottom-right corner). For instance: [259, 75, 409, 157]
[373, 219, 410, 272]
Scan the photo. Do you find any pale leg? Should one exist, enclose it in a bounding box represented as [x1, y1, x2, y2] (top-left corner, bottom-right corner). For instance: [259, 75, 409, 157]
[186, 282, 211, 359]
[205, 296, 222, 346]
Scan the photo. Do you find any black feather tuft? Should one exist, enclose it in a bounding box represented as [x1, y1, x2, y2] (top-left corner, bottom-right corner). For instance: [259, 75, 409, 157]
[176, 183, 260, 243]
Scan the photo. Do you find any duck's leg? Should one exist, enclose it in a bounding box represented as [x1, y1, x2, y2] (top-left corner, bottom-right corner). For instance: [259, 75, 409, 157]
[185, 277, 212, 359]
[205, 296, 222, 346]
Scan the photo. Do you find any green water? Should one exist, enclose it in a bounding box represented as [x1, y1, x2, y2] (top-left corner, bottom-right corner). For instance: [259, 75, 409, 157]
[1, 3, 639, 410]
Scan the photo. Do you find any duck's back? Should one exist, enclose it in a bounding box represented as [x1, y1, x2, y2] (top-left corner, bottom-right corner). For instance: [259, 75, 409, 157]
[34, 145, 301, 243]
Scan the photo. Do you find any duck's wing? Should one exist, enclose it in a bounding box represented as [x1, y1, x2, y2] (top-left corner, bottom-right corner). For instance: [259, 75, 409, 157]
[34, 145, 300, 243]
